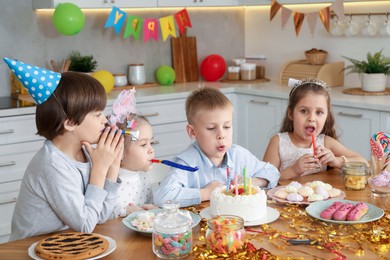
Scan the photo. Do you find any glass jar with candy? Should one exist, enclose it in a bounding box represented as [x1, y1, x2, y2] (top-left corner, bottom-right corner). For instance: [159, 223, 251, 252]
[205, 215, 245, 254]
[341, 161, 370, 190]
[152, 201, 192, 259]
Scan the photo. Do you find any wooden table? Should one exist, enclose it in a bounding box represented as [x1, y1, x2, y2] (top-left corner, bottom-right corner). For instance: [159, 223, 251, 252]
[1, 169, 389, 259]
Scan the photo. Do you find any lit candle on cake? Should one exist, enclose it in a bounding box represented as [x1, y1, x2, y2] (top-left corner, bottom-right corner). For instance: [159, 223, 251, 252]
[234, 172, 238, 195]
[248, 178, 252, 195]
[243, 167, 247, 191]
[226, 166, 230, 192]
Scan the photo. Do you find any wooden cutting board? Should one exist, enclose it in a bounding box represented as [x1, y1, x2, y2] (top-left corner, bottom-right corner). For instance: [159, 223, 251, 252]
[171, 30, 199, 83]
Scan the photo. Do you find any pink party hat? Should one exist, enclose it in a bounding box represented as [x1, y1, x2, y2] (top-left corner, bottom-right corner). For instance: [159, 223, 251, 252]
[3, 57, 61, 105]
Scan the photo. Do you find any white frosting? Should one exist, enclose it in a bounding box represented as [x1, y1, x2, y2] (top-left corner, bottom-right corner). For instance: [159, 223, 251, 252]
[210, 185, 267, 221]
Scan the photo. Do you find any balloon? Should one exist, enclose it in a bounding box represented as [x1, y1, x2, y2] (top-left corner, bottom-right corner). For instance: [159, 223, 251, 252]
[53, 3, 85, 36]
[200, 54, 227, 81]
[156, 66, 176, 86]
[92, 70, 114, 93]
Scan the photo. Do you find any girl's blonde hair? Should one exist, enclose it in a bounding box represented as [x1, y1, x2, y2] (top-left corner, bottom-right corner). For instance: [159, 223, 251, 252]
[280, 80, 338, 140]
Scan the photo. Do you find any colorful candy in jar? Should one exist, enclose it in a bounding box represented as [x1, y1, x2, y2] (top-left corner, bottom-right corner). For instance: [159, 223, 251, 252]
[152, 201, 193, 259]
[205, 215, 245, 254]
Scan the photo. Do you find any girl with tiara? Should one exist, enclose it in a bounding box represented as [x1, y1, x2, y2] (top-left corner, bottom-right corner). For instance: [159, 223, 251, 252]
[263, 78, 367, 180]
[107, 88, 158, 217]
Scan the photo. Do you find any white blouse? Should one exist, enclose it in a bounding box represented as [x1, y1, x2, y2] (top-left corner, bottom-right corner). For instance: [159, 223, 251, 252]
[278, 132, 327, 176]
[117, 168, 153, 217]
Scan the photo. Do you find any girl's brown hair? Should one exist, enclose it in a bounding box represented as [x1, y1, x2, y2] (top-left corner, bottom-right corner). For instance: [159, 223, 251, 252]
[280, 81, 338, 140]
[36, 72, 107, 140]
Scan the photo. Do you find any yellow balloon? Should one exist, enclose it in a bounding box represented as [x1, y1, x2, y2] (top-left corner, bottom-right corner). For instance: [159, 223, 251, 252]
[92, 70, 114, 93]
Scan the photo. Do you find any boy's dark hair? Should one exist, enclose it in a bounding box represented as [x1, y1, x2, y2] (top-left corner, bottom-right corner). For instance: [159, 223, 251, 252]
[280, 81, 338, 140]
[185, 87, 233, 124]
[36, 72, 107, 140]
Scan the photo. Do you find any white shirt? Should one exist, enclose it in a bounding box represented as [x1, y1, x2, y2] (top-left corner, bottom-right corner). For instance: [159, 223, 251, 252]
[117, 168, 153, 217]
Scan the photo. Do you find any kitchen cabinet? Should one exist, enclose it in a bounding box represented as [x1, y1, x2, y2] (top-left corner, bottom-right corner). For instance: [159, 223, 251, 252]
[32, 0, 157, 9]
[238, 0, 270, 5]
[0, 114, 44, 243]
[158, 0, 238, 7]
[236, 94, 283, 160]
[333, 106, 380, 160]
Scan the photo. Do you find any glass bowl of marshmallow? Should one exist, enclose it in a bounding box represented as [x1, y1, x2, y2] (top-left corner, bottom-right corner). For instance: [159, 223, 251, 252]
[368, 171, 390, 197]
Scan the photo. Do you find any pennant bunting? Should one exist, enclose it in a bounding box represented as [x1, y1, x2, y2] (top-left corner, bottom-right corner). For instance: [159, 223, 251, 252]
[104, 6, 127, 35]
[281, 7, 292, 30]
[160, 16, 177, 42]
[124, 16, 143, 40]
[143, 19, 159, 43]
[332, 0, 345, 21]
[319, 7, 331, 32]
[174, 9, 192, 35]
[270, 0, 344, 36]
[306, 12, 318, 36]
[294, 12, 305, 36]
[270, 0, 282, 22]
[104, 7, 192, 42]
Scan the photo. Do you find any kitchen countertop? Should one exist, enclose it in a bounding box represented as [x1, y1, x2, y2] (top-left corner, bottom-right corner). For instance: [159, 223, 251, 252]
[2, 80, 390, 117]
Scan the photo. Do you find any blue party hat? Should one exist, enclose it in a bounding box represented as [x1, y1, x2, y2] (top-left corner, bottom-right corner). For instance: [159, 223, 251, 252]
[3, 57, 61, 105]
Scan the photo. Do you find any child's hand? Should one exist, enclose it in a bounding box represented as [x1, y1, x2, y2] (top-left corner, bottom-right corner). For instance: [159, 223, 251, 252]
[84, 126, 124, 187]
[126, 203, 146, 215]
[293, 154, 321, 175]
[141, 204, 159, 210]
[316, 145, 336, 167]
[200, 181, 222, 202]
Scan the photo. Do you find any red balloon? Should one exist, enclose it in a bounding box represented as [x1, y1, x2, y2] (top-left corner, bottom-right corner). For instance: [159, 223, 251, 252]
[200, 54, 226, 81]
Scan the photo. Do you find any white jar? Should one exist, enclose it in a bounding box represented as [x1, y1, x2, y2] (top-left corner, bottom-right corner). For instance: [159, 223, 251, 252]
[227, 66, 240, 80]
[128, 64, 145, 85]
[240, 63, 256, 81]
[113, 74, 128, 87]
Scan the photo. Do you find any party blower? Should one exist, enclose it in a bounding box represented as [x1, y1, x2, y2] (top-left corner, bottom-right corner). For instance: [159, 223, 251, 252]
[151, 159, 199, 172]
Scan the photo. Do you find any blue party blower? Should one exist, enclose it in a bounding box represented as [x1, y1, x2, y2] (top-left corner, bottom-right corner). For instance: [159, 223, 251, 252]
[151, 159, 198, 172]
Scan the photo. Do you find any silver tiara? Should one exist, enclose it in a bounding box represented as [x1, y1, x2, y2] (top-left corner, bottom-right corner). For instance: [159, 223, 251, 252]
[288, 78, 331, 97]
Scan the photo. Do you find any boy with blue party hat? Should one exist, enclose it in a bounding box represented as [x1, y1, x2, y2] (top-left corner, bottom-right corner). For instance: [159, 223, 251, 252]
[3, 57, 124, 241]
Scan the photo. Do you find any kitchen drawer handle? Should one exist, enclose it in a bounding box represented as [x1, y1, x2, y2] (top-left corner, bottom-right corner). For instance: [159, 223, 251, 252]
[0, 197, 17, 205]
[0, 161, 16, 167]
[250, 100, 269, 105]
[338, 112, 363, 118]
[0, 129, 14, 135]
[142, 112, 159, 118]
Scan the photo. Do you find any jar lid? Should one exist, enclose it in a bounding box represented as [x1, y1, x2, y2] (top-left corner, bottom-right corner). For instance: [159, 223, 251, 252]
[228, 66, 240, 73]
[153, 201, 192, 234]
[128, 63, 144, 66]
[342, 161, 369, 175]
[240, 63, 256, 69]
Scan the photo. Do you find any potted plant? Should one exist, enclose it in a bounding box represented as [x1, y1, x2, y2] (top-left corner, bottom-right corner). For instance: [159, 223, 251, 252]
[68, 51, 98, 73]
[342, 50, 390, 92]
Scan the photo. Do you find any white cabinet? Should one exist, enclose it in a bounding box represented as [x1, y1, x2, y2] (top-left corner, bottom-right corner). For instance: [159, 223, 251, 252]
[238, 0, 270, 5]
[158, 0, 238, 7]
[380, 112, 390, 133]
[333, 106, 380, 160]
[33, 0, 157, 9]
[236, 94, 283, 160]
[0, 114, 44, 243]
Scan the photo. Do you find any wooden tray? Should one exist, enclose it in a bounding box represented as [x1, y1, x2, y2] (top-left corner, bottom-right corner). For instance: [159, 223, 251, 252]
[113, 82, 158, 90]
[220, 78, 270, 84]
[343, 88, 390, 96]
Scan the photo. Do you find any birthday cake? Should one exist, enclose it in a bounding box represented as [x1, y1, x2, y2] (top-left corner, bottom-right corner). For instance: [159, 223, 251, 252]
[210, 185, 266, 221]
